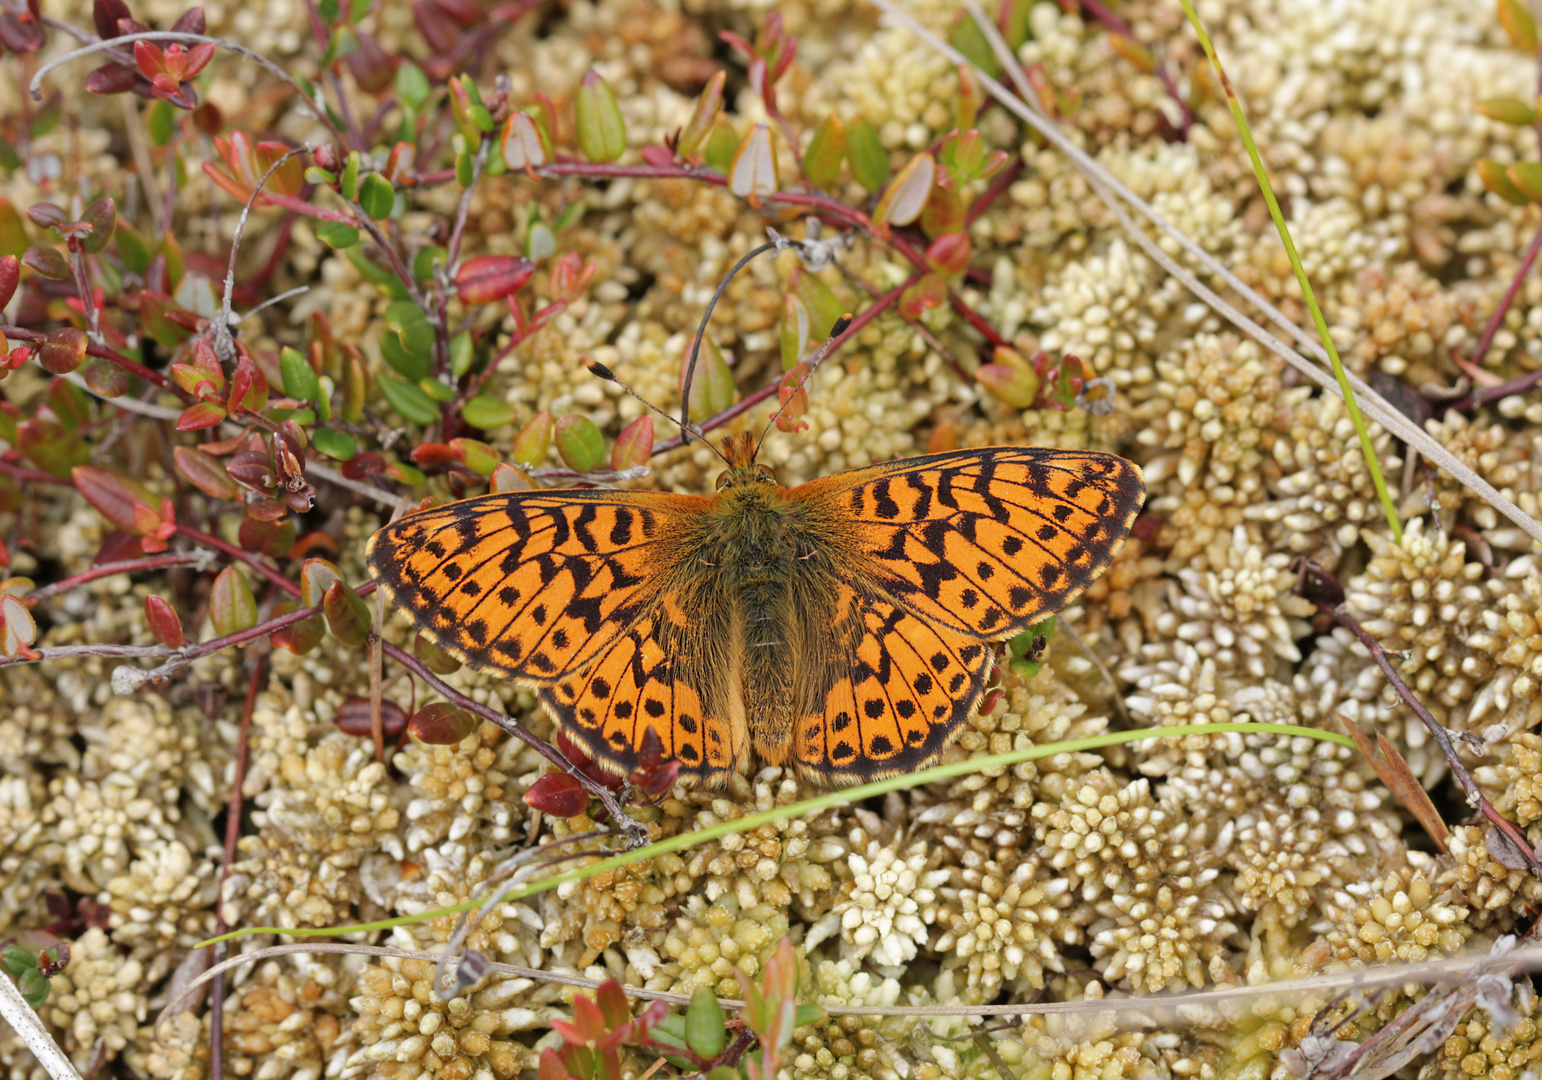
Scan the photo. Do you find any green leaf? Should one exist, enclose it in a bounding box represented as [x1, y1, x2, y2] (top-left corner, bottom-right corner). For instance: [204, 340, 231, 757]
[554, 201, 586, 232]
[793, 1004, 825, 1028]
[114, 220, 151, 275]
[554, 414, 605, 472]
[461, 396, 517, 429]
[340, 151, 362, 201]
[1001, 0, 1034, 47]
[385, 299, 429, 332]
[448, 331, 474, 377]
[322, 580, 372, 648]
[1, 946, 39, 976]
[18, 967, 49, 1008]
[846, 118, 890, 194]
[704, 115, 739, 174]
[312, 427, 358, 461]
[279, 346, 320, 402]
[147, 99, 176, 147]
[380, 331, 430, 381]
[419, 376, 456, 402]
[575, 69, 626, 162]
[320, 26, 357, 67]
[358, 172, 395, 220]
[317, 221, 360, 249]
[400, 319, 436, 358]
[685, 988, 726, 1059]
[210, 566, 258, 636]
[392, 57, 427, 103]
[0, 197, 28, 258]
[802, 115, 846, 189]
[345, 245, 410, 299]
[379, 375, 440, 424]
[413, 244, 447, 281]
[950, 12, 1000, 78]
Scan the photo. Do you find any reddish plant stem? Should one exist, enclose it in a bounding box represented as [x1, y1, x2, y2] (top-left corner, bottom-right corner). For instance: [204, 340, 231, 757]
[247, 208, 302, 290]
[1076, 0, 1192, 138]
[1468, 216, 1542, 370]
[948, 287, 1008, 348]
[1313, 598, 1542, 879]
[26, 552, 208, 604]
[253, 191, 359, 225]
[539, 158, 1015, 353]
[178, 524, 303, 598]
[1449, 366, 1542, 414]
[1, 324, 174, 391]
[653, 274, 912, 457]
[965, 156, 1023, 225]
[837, 266, 968, 379]
[0, 461, 69, 486]
[377, 639, 650, 847]
[0, 584, 376, 673]
[209, 653, 267, 1080]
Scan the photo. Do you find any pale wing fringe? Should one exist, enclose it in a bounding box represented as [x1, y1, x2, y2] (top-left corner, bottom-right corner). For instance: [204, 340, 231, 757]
[874, 0, 1542, 550]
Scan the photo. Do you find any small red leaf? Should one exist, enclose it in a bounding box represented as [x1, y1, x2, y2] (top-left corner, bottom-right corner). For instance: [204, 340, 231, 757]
[173, 446, 240, 500]
[409, 442, 456, 467]
[38, 328, 87, 375]
[72, 466, 160, 534]
[144, 595, 184, 649]
[177, 402, 227, 431]
[454, 255, 536, 305]
[408, 701, 479, 744]
[0, 255, 19, 312]
[524, 773, 589, 818]
[335, 697, 408, 738]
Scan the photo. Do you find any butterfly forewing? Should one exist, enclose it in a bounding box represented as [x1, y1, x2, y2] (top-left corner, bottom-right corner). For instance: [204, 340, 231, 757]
[795, 447, 1145, 642]
[366, 489, 704, 682]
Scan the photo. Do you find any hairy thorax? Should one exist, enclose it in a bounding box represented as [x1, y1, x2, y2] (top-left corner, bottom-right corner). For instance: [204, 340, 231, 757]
[692, 477, 842, 765]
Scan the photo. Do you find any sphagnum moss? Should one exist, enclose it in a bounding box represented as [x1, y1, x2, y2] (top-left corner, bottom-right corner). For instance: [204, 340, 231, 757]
[5, 0, 1542, 1075]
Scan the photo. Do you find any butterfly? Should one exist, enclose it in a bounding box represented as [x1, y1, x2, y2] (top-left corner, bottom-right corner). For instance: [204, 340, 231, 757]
[367, 430, 1144, 786]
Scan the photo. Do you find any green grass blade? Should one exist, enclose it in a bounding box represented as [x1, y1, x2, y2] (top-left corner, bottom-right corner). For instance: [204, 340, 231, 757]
[198, 721, 1355, 948]
[1177, 0, 1402, 542]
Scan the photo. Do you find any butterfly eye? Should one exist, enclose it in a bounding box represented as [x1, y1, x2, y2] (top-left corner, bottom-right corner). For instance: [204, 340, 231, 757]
[757, 464, 775, 481]
[715, 470, 732, 491]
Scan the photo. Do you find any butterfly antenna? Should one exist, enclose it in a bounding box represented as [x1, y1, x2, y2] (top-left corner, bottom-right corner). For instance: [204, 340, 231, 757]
[754, 312, 853, 457]
[679, 239, 779, 446]
[586, 361, 732, 468]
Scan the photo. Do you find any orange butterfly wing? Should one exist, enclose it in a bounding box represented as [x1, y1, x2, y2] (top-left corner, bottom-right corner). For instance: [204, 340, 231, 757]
[787, 447, 1144, 781]
[366, 489, 703, 682]
[544, 607, 746, 783]
[790, 583, 992, 782]
[792, 446, 1146, 641]
[367, 489, 742, 780]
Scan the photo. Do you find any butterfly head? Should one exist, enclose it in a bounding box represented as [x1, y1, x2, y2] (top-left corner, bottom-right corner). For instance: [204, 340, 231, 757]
[713, 431, 775, 491]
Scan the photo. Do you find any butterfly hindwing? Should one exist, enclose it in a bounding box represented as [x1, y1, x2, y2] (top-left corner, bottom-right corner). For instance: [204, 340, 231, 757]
[366, 489, 705, 683]
[793, 588, 992, 783]
[794, 446, 1145, 641]
[542, 605, 745, 783]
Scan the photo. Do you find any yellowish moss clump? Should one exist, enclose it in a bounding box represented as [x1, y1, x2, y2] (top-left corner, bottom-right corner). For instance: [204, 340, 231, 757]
[344, 956, 539, 1080]
[222, 736, 401, 930]
[221, 959, 348, 1080]
[657, 893, 790, 998]
[1322, 867, 1470, 965]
